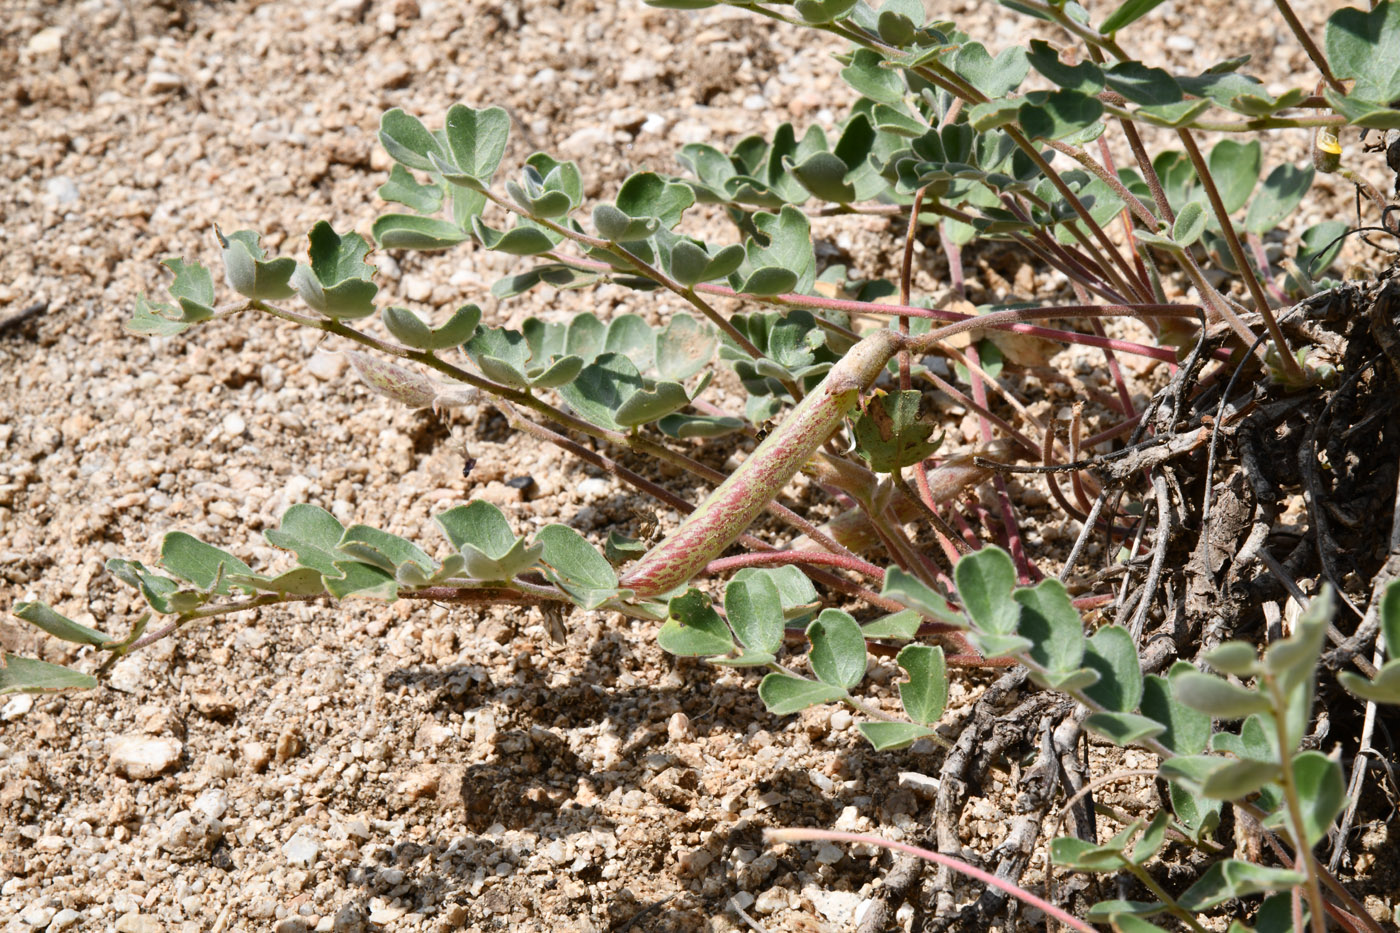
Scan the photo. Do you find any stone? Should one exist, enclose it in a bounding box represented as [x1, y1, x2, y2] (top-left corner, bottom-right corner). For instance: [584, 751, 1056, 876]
[283, 828, 323, 867]
[191, 690, 235, 719]
[241, 741, 272, 772]
[43, 177, 79, 207]
[752, 887, 789, 915]
[144, 71, 183, 94]
[159, 808, 223, 856]
[667, 711, 693, 742]
[898, 770, 941, 801]
[20, 905, 54, 928]
[27, 27, 64, 54]
[2, 694, 33, 722]
[114, 913, 164, 933]
[109, 735, 182, 779]
[307, 352, 347, 382]
[49, 909, 81, 931]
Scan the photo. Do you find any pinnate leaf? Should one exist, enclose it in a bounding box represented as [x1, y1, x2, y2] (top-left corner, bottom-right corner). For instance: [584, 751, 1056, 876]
[161, 533, 254, 594]
[379, 108, 447, 171]
[444, 104, 510, 184]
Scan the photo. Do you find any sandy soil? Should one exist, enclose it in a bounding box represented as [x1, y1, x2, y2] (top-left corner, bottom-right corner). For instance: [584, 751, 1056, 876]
[0, 1, 1383, 932]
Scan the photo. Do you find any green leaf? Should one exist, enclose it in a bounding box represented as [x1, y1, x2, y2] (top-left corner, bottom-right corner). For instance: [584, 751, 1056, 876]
[1014, 578, 1085, 674]
[1324, 90, 1400, 129]
[1243, 163, 1315, 235]
[954, 43, 1028, 98]
[1082, 626, 1143, 713]
[443, 104, 510, 184]
[807, 609, 868, 690]
[472, 216, 559, 255]
[1263, 584, 1331, 694]
[160, 533, 255, 594]
[657, 413, 745, 438]
[557, 353, 644, 431]
[1199, 757, 1279, 799]
[616, 382, 691, 427]
[1178, 860, 1305, 911]
[1339, 662, 1400, 703]
[882, 568, 967, 626]
[616, 171, 695, 230]
[1325, 2, 1400, 106]
[1141, 662, 1211, 755]
[337, 525, 436, 578]
[1, 654, 98, 695]
[379, 108, 447, 171]
[1105, 63, 1182, 106]
[372, 214, 468, 250]
[954, 547, 1019, 635]
[604, 314, 656, 370]
[1381, 579, 1400, 659]
[1293, 751, 1347, 846]
[758, 671, 848, 715]
[794, 0, 857, 24]
[1109, 916, 1174, 933]
[435, 501, 544, 581]
[840, 49, 905, 106]
[264, 505, 345, 575]
[535, 524, 618, 609]
[1295, 221, 1349, 281]
[291, 222, 379, 319]
[1174, 670, 1271, 719]
[852, 389, 941, 473]
[1084, 712, 1166, 747]
[127, 295, 190, 337]
[1130, 811, 1171, 865]
[790, 151, 857, 204]
[162, 257, 216, 322]
[725, 574, 785, 655]
[656, 314, 718, 382]
[1169, 779, 1223, 840]
[896, 643, 947, 725]
[1085, 901, 1168, 922]
[734, 565, 820, 618]
[1027, 39, 1104, 94]
[732, 206, 816, 296]
[1204, 640, 1261, 676]
[227, 567, 328, 597]
[14, 602, 113, 647]
[377, 163, 445, 214]
[1172, 201, 1208, 247]
[324, 562, 398, 601]
[658, 589, 736, 656]
[219, 229, 296, 300]
[1208, 140, 1261, 215]
[1019, 90, 1105, 142]
[861, 609, 922, 640]
[1099, 0, 1169, 33]
[857, 721, 937, 750]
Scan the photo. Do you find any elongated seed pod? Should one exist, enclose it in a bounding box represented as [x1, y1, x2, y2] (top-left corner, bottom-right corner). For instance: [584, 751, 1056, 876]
[620, 330, 903, 597]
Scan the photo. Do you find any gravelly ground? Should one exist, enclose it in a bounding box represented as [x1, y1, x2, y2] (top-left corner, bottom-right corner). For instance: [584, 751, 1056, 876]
[1, 1, 1384, 932]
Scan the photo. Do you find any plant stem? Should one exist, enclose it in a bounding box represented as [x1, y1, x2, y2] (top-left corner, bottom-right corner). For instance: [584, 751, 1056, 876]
[1265, 677, 1331, 933]
[1270, 0, 1346, 96]
[703, 549, 886, 581]
[1176, 128, 1303, 383]
[764, 829, 1099, 933]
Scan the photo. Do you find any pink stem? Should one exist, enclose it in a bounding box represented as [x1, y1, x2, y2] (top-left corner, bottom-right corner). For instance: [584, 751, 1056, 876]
[765, 829, 1097, 933]
[704, 550, 885, 581]
[967, 341, 1031, 581]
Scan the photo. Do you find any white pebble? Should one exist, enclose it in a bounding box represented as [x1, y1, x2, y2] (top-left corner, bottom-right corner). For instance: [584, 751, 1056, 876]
[108, 735, 183, 779]
[282, 828, 322, 867]
[1, 694, 34, 722]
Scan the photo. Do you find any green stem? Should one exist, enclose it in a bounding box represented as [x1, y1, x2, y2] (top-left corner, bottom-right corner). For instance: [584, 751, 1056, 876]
[1123, 863, 1212, 933]
[1264, 677, 1331, 933]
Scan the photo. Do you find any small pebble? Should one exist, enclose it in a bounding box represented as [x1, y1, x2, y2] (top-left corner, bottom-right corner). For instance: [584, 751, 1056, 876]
[114, 913, 164, 933]
[667, 711, 693, 742]
[49, 909, 80, 932]
[109, 735, 182, 779]
[1, 694, 34, 722]
[283, 828, 322, 867]
[241, 741, 272, 773]
[753, 887, 789, 915]
[21, 905, 55, 928]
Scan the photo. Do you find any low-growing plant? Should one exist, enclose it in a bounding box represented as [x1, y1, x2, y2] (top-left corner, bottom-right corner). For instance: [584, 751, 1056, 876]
[9, 0, 1400, 929]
